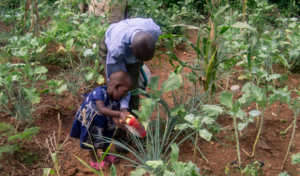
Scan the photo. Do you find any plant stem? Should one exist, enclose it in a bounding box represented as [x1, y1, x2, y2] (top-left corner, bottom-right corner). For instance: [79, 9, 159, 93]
[233, 116, 242, 166]
[251, 109, 265, 157]
[194, 132, 198, 163]
[281, 120, 294, 135]
[256, 103, 259, 129]
[277, 101, 282, 117]
[282, 112, 298, 170]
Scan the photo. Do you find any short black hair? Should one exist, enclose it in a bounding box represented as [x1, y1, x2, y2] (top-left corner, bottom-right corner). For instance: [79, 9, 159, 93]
[109, 70, 133, 89]
[131, 31, 156, 61]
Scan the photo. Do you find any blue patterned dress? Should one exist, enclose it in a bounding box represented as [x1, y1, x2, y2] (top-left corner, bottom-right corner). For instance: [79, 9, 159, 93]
[70, 86, 119, 150]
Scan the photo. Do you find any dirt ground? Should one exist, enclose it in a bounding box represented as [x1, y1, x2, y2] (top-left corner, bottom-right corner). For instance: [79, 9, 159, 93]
[1, 29, 300, 176]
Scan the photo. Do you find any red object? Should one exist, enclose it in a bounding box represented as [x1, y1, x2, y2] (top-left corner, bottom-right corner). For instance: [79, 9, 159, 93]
[120, 115, 147, 138]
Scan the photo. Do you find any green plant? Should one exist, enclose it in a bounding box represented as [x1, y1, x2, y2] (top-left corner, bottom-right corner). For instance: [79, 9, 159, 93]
[82, 59, 105, 87]
[141, 143, 201, 176]
[102, 72, 199, 175]
[43, 114, 70, 176]
[0, 63, 49, 124]
[21, 152, 40, 166]
[2, 33, 46, 63]
[241, 83, 288, 157]
[281, 89, 300, 170]
[0, 123, 40, 158]
[242, 161, 264, 176]
[44, 79, 67, 109]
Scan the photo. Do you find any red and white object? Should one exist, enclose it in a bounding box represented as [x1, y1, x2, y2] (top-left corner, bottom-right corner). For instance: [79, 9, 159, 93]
[120, 115, 147, 138]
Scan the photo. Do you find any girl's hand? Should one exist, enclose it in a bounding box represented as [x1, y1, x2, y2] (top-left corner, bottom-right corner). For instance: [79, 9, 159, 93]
[112, 117, 127, 131]
[119, 112, 129, 125]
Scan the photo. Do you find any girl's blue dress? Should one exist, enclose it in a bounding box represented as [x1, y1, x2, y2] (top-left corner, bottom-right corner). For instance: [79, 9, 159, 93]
[70, 86, 119, 150]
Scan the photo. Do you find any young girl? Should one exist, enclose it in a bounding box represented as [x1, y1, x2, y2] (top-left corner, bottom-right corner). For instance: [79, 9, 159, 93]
[70, 70, 133, 169]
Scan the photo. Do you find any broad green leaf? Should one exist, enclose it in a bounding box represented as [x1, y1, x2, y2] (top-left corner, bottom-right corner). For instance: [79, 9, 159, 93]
[148, 76, 159, 90]
[201, 105, 223, 116]
[161, 72, 182, 92]
[241, 82, 253, 92]
[249, 110, 261, 117]
[219, 26, 230, 35]
[220, 92, 233, 108]
[130, 168, 146, 176]
[174, 65, 183, 74]
[250, 86, 263, 100]
[231, 22, 256, 32]
[185, 73, 197, 83]
[274, 90, 290, 104]
[85, 72, 94, 81]
[238, 122, 249, 131]
[96, 75, 105, 84]
[236, 109, 246, 120]
[110, 164, 117, 176]
[22, 64, 34, 78]
[170, 105, 185, 117]
[130, 88, 149, 96]
[74, 155, 102, 175]
[170, 143, 179, 164]
[132, 110, 142, 118]
[268, 94, 278, 107]
[0, 91, 8, 104]
[83, 49, 94, 57]
[214, 5, 230, 17]
[266, 74, 281, 81]
[55, 84, 67, 94]
[184, 114, 195, 123]
[288, 22, 297, 28]
[34, 66, 48, 74]
[174, 124, 191, 131]
[146, 160, 164, 168]
[42, 168, 55, 176]
[199, 129, 212, 141]
[163, 171, 175, 176]
[30, 38, 39, 46]
[66, 38, 74, 51]
[36, 45, 46, 53]
[291, 153, 300, 165]
[5, 74, 12, 84]
[151, 90, 163, 99]
[202, 116, 215, 125]
[23, 88, 40, 104]
[278, 172, 290, 176]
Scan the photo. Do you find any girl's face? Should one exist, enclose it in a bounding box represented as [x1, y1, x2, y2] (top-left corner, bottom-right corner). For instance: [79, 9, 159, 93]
[113, 85, 130, 100]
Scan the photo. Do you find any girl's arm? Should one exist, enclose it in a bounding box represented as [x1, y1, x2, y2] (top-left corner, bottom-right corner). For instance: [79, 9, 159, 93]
[95, 100, 127, 124]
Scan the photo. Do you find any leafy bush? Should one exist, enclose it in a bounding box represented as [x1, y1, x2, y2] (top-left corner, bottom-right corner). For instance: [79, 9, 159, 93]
[0, 63, 48, 123]
[0, 123, 40, 158]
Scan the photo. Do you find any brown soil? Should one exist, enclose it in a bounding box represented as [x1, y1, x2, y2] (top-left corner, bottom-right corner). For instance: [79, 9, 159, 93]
[1, 29, 300, 176]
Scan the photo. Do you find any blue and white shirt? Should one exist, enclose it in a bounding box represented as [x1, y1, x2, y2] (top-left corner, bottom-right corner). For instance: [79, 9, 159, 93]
[104, 18, 162, 110]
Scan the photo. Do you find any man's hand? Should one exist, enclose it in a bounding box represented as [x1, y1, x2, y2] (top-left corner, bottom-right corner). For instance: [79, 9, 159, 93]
[112, 117, 127, 131]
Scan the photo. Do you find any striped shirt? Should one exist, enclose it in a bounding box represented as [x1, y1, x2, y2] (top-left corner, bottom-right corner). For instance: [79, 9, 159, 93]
[104, 18, 162, 109]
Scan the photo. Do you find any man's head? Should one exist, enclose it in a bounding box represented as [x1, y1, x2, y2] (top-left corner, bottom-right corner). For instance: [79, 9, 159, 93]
[108, 70, 133, 100]
[131, 31, 156, 61]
